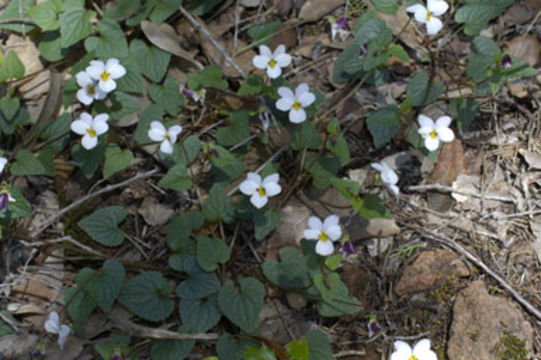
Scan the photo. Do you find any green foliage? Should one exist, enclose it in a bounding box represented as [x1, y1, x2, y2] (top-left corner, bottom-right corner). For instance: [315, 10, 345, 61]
[304, 156, 340, 189]
[196, 236, 231, 272]
[263, 247, 311, 289]
[84, 19, 129, 58]
[158, 162, 193, 191]
[287, 338, 309, 360]
[0, 0, 37, 32]
[103, 145, 134, 179]
[353, 194, 393, 219]
[371, 0, 398, 14]
[187, 65, 228, 90]
[247, 22, 280, 43]
[492, 332, 529, 360]
[333, 43, 363, 83]
[366, 105, 401, 149]
[118, 271, 174, 322]
[406, 70, 444, 107]
[455, 0, 513, 36]
[218, 277, 265, 334]
[179, 295, 222, 333]
[451, 98, 479, 136]
[326, 119, 350, 165]
[217, 333, 257, 360]
[10, 149, 47, 176]
[0, 96, 29, 135]
[104, 0, 141, 20]
[305, 330, 332, 360]
[314, 272, 361, 316]
[0, 311, 15, 336]
[176, 267, 221, 300]
[129, 39, 171, 83]
[59, 0, 95, 48]
[0, 51, 25, 82]
[253, 208, 280, 241]
[210, 145, 245, 183]
[216, 110, 251, 147]
[325, 254, 343, 271]
[149, 78, 184, 116]
[166, 211, 203, 251]
[244, 345, 277, 360]
[202, 184, 235, 223]
[151, 339, 195, 360]
[78, 206, 127, 246]
[1, 187, 31, 219]
[71, 142, 106, 178]
[291, 121, 321, 150]
[66, 269, 97, 331]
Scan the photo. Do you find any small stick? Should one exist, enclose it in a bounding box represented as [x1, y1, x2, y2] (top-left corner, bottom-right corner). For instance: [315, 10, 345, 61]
[178, 5, 247, 79]
[31, 169, 158, 236]
[0, 18, 34, 24]
[406, 183, 515, 203]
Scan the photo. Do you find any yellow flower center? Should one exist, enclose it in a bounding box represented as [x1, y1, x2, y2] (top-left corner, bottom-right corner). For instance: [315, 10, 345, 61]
[318, 231, 329, 242]
[165, 133, 171, 142]
[88, 84, 96, 95]
[86, 127, 97, 138]
[101, 71, 110, 82]
[429, 130, 437, 139]
[258, 186, 266, 197]
[292, 101, 301, 110]
[426, 11, 432, 21]
[408, 356, 419, 360]
[268, 59, 277, 68]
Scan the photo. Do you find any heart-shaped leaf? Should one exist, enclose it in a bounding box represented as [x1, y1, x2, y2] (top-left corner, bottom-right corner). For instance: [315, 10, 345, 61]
[218, 277, 264, 334]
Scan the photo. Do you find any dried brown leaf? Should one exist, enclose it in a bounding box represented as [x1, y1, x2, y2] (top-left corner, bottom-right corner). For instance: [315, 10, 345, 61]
[298, 0, 345, 22]
[507, 34, 540, 67]
[519, 149, 541, 170]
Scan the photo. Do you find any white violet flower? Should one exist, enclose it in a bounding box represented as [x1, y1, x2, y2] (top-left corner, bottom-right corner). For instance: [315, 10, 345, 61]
[303, 215, 342, 256]
[85, 58, 126, 93]
[239, 172, 281, 209]
[70, 112, 109, 150]
[75, 71, 107, 105]
[44, 311, 70, 350]
[0, 157, 7, 174]
[390, 339, 438, 360]
[417, 114, 455, 151]
[406, 0, 449, 35]
[276, 83, 316, 124]
[371, 161, 399, 196]
[330, 16, 349, 42]
[148, 121, 183, 154]
[252, 44, 292, 79]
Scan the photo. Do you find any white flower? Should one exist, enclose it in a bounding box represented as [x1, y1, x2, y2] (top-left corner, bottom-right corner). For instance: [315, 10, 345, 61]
[276, 83, 316, 124]
[0, 157, 7, 174]
[70, 112, 109, 150]
[390, 339, 438, 360]
[44, 311, 70, 350]
[406, 0, 449, 35]
[303, 215, 342, 256]
[75, 71, 107, 105]
[85, 58, 126, 93]
[417, 115, 455, 151]
[330, 16, 349, 42]
[371, 161, 399, 196]
[148, 121, 183, 154]
[252, 44, 292, 79]
[239, 172, 281, 209]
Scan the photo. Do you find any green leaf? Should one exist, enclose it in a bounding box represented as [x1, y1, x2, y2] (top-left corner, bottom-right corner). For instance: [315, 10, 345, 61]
[10, 149, 46, 176]
[210, 145, 245, 183]
[0, 0, 37, 32]
[305, 330, 332, 360]
[0, 51, 25, 82]
[116, 57, 144, 94]
[84, 19, 129, 58]
[2, 187, 31, 219]
[325, 254, 342, 271]
[78, 206, 127, 247]
[371, 0, 398, 14]
[71, 142, 106, 179]
[353, 194, 392, 219]
[455, 0, 513, 36]
[0, 311, 15, 336]
[175, 135, 201, 165]
[94, 92, 141, 121]
[38, 113, 71, 144]
[78, 260, 125, 312]
[314, 273, 361, 316]
[166, 211, 204, 251]
[366, 105, 401, 149]
[253, 208, 280, 241]
[135, 104, 165, 143]
[217, 333, 257, 360]
[287, 338, 309, 360]
[333, 43, 363, 83]
[406, 70, 444, 107]
[66, 269, 97, 331]
[187, 65, 228, 90]
[238, 75, 264, 95]
[149, 0, 182, 23]
[291, 121, 321, 150]
[202, 184, 235, 223]
[59, 0, 96, 48]
[179, 294, 222, 332]
[0, 96, 29, 135]
[158, 162, 193, 191]
[151, 339, 194, 360]
[304, 156, 340, 189]
[216, 110, 251, 147]
[326, 120, 350, 166]
[176, 269, 221, 300]
[263, 247, 311, 290]
[218, 277, 265, 334]
[38, 31, 66, 62]
[451, 98, 479, 136]
[103, 145, 134, 179]
[185, 0, 221, 16]
[247, 22, 280, 43]
[130, 39, 171, 83]
[149, 78, 183, 116]
[28, 0, 63, 31]
[196, 236, 231, 272]
[118, 271, 174, 322]
[104, 0, 141, 20]
[244, 346, 277, 360]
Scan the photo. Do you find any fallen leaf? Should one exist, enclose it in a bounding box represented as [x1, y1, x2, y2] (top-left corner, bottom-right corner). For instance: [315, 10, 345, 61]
[138, 196, 174, 227]
[241, 0, 261, 7]
[298, 0, 345, 22]
[507, 34, 540, 67]
[201, 37, 255, 77]
[273, 0, 293, 17]
[507, 81, 529, 99]
[519, 149, 541, 169]
[503, 0, 541, 25]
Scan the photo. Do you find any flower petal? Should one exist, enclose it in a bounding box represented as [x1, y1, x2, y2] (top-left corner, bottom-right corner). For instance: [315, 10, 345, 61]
[371, 162, 384, 172]
[315, 240, 334, 256]
[275, 53, 291, 67]
[304, 229, 320, 240]
[239, 179, 259, 195]
[246, 172, 262, 185]
[250, 193, 268, 208]
[71, 120, 90, 135]
[424, 136, 440, 151]
[325, 225, 342, 240]
[428, 0, 449, 16]
[160, 139, 174, 154]
[289, 108, 306, 123]
[99, 79, 117, 93]
[168, 125, 183, 138]
[259, 45, 272, 58]
[276, 97, 294, 111]
[267, 65, 282, 79]
[295, 83, 309, 98]
[107, 61, 126, 79]
[263, 173, 279, 185]
[418, 114, 434, 129]
[86, 64, 104, 80]
[76, 71, 93, 87]
[435, 115, 452, 128]
[0, 158, 7, 173]
[253, 55, 270, 70]
[406, 4, 425, 13]
[323, 215, 339, 229]
[425, 17, 443, 35]
[148, 128, 166, 142]
[263, 182, 281, 197]
[381, 168, 398, 185]
[273, 44, 285, 56]
[94, 114, 109, 123]
[437, 127, 455, 142]
[298, 91, 315, 107]
[412, 339, 432, 355]
[388, 184, 400, 196]
[277, 86, 295, 99]
[307, 216, 322, 230]
[77, 89, 93, 105]
[93, 120, 109, 136]
[82, 134, 98, 150]
[411, 5, 429, 23]
[390, 341, 413, 360]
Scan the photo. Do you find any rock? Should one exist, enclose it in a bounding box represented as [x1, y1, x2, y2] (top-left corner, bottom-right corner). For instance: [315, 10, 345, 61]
[346, 214, 400, 242]
[286, 292, 307, 310]
[447, 280, 533, 360]
[264, 202, 311, 259]
[395, 249, 470, 296]
[138, 197, 174, 226]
